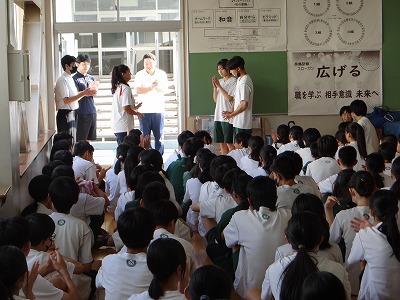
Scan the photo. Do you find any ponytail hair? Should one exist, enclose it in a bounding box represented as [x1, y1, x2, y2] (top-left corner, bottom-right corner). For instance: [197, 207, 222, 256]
[290, 126, 305, 148]
[370, 190, 400, 262]
[365, 153, 385, 189]
[147, 238, 186, 300]
[280, 212, 322, 300]
[114, 143, 131, 175]
[111, 64, 130, 94]
[248, 135, 265, 161]
[346, 122, 368, 160]
[348, 171, 376, 198]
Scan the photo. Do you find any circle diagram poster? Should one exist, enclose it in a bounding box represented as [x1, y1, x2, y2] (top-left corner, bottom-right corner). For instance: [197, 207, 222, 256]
[287, 0, 382, 51]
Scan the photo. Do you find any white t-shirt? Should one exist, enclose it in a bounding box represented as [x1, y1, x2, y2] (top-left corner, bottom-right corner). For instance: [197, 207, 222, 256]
[200, 190, 237, 224]
[277, 140, 301, 155]
[214, 76, 237, 122]
[164, 149, 183, 171]
[251, 167, 268, 178]
[276, 183, 315, 209]
[73, 156, 99, 184]
[261, 252, 351, 300]
[348, 223, 400, 300]
[296, 147, 314, 168]
[318, 173, 338, 194]
[223, 207, 291, 298]
[112, 83, 135, 133]
[228, 148, 249, 166]
[384, 162, 392, 176]
[134, 68, 168, 113]
[115, 190, 135, 221]
[358, 116, 379, 153]
[329, 206, 372, 294]
[240, 155, 259, 175]
[105, 167, 120, 213]
[294, 175, 322, 198]
[50, 212, 93, 264]
[305, 157, 341, 183]
[347, 141, 365, 171]
[36, 203, 53, 215]
[70, 193, 105, 225]
[197, 181, 221, 237]
[183, 177, 202, 231]
[96, 252, 152, 300]
[54, 71, 79, 110]
[232, 74, 253, 129]
[153, 228, 201, 275]
[128, 290, 185, 300]
[275, 243, 343, 264]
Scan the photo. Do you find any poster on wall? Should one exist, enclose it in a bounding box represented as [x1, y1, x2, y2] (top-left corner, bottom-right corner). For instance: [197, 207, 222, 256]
[288, 50, 382, 115]
[287, 0, 382, 51]
[188, 0, 286, 53]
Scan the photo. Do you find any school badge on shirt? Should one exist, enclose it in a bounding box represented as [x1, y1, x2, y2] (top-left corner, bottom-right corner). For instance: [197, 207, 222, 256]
[126, 259, 136, 267]
[160, 234, 169, 238]
[262, 214, 270, 220]
[58, 219, 66, 226]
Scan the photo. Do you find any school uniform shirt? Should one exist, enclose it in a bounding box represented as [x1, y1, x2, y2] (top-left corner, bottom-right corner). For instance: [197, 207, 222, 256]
[358, 116, 379, 153]
[70, 192, 105, 225]
[200, 190, 237, 224]
[277, 140, 301, 155]
[183, 177, 202, 231]
[318, 173, 338, 194]
[50, 212, 93, 264]
[111, 83, 134, 133]
[164, 149, 183, 171]
[134, 68, 168, 113]
[228, 148, 249, 166]
[105, 167, 120, 213]
[348, 141, 365, 171]
[128, 290, 185, 300]
[232, 74, 253, 130]
[166, 156, 189, 204]
[54, 71, 79, 111]
[382, 172, 396, 188]
[276, 183, 315, 209]
[174, 219, 192, 243]
[295, 175, 322, 198]
[197, 181, 221, 237]
[348, 223, 400, 300]
[274, 243, 343, 264]
[96, 252, 152, 300]
[240, 155, 259, 175]
[261, 252, 351, 300]
[72, 156, 99, 184]
[153, 228, 201, 275]
[305, 156, 341, 183]
[115, 190, 135, 220]
[36, 202, 53, 215]
[251, 167, 268, 177]
[384, 162, 392, 176]
[204, 143, 219, 155]
[223, 206, 291, 298]
[117, 170, 128, 195]
[18, 274, 64, 300]
[296, 147, 314, 168]
[214, 76, 237, 122]
[329, 206, 372, 295]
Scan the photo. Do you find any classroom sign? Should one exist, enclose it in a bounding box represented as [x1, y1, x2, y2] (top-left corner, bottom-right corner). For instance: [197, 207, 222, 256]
[288, 50, 382, 115]
[188, 0, 286, 53]
[287, 0, 382, 51]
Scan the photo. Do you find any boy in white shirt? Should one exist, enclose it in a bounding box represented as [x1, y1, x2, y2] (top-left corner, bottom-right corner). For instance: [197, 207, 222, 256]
[223, 176, 291, 298]
[270, 154, 316, 209]
[227, 131, 250, 166]
[306, 135, 341, 183]
[350, 99, 379, 153]
[96, 207, 154, 299]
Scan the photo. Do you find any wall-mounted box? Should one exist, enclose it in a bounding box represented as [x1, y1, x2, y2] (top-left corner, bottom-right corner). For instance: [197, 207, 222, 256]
[8, 50, 30, 102]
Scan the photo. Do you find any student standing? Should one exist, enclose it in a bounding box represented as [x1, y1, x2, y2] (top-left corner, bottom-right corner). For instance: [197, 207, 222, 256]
[111, 64, 143, 145]
[222, 56, 253, 136]
[73, 54, 98, 142]
[134, 53, 168, 154]
[212, 59, 237, 154]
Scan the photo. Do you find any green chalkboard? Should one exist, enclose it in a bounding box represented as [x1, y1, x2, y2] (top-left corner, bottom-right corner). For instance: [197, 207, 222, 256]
[382, 1, 400, 110]
[189, 52, 287, 115]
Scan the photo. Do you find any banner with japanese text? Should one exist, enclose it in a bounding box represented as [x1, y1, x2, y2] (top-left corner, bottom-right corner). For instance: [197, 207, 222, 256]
[288, 50, 382, 115]
[188, 0, 286, 53]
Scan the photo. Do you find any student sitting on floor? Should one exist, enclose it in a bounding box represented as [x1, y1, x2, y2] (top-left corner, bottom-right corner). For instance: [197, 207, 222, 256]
[20, 175, 53, 217]
[227, 131, 250, 166]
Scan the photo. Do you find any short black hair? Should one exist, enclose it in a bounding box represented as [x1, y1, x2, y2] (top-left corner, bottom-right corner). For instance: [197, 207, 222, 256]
[135, 171, 165, 200]
[302, 128, 321, 147]
[49, 176, 79, 213]
[51, 140, 72, 160]
[61, 55, 76, 71]
[51, 165, 75, 180]
[73, 140, 94, 156]
[247, 176, 277, 210]
[234, 131, 251, 148]
[0, 216, 30, 249]
[28, 175, 52, 202]
[147, 199, 178, 227]
[271, 154, 297, 180]
[53, 132, 74, 145]
[177, 130, 194, 147]
[350, 99, 367, 116]
[52, 150, 73, 166]
[194, 130, 213, 144]
[117, 207, 155, 249]
[129, 129, 142, 137]
[338, 146, 357, 167]
[217, 58, 229, 69]
[214, 163, 238, 187]
[339, 105, 351, 116]
[232, 173, 252, 203]
[221, 168, 244, 193]
[379, 142, 397, 161]
[317, 135, 338, 158]
[123, 134, 140, 146]
[128, 164, 157, 191]
[76, 54, 91, 63]
[143, 53, 157, 61]
[226, 56, 245, 70]
[42, 160, 66, 176]
[142, 182, 170, 209]
[26, 213, 55, 247]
